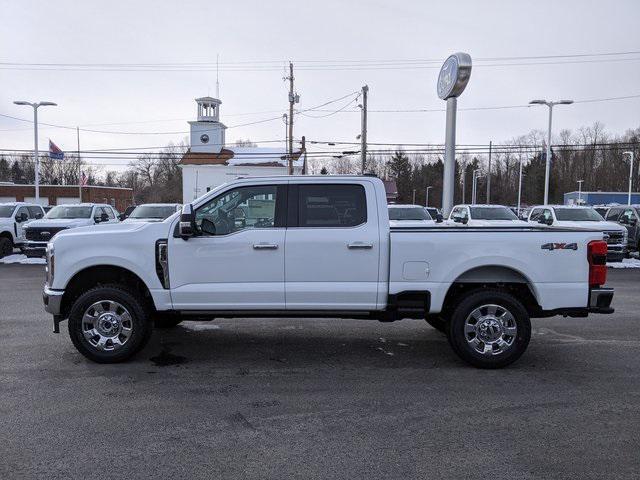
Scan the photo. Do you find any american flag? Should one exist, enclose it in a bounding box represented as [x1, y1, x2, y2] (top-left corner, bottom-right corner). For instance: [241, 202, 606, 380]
[49, 139, 64, 160]
[81, 171, 88, 186]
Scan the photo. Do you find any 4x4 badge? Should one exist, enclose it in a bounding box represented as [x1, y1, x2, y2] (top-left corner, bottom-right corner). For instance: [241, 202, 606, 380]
[541, 242, 578, 251]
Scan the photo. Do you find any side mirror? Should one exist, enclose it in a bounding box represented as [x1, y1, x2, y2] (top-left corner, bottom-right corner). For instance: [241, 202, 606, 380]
[461, 217, 469, 225]
[16, 213, 28, 223]
[118, 213, 126, 221]
[619, 215, 629, 225]
[101, 213, 109, 222]
[630, 218, 638, 227]
[35, 212, 43, 219]
[452, 215, 461, 223]
[179, 204, 196, 239]
[435, 213, 443, 223]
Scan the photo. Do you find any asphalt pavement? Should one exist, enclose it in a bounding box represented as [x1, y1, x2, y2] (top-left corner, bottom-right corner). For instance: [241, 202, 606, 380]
[1, 264, 639, 479]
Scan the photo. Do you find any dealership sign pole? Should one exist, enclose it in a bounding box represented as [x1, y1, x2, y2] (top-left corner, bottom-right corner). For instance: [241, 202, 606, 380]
[438, 53, 472, 217]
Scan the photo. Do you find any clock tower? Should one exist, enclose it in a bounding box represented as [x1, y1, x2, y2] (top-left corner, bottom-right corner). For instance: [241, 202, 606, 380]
[189, 97, 226, 153]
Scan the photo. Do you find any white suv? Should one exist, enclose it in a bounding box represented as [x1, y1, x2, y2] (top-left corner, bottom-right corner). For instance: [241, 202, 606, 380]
[23, 203, 120, 257]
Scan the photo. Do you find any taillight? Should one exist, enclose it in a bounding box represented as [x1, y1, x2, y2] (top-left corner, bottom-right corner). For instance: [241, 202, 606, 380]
[588, 240, 607, 287]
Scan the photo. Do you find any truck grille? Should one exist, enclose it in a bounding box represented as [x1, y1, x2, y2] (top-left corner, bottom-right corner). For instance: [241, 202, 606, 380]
[604, 230, 624, 245]
[25, 227, 67, 242]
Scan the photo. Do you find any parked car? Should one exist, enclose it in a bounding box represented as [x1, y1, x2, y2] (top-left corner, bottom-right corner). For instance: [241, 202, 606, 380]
[123, 203, 182, 223]
[448, 204, 528, 226]
[388, 204, 436, 227]
[604, 205, 640, 253]
[23, 203, 120, 257]
[43, 176, 614, 368]
[0, 202, 45, 258]
[527, 205, 627, 262]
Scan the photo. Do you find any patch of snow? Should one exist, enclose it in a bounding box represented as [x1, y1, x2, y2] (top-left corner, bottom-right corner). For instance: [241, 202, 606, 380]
[0, 254, 46, 265]
[607, 258, 640, 269]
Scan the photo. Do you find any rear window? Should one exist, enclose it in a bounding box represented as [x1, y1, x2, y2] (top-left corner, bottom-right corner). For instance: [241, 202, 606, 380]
[298, 184, 366, 227]
[469, 207, 518, 220]
[554, 208, 603, 221]
[389, 207, 430, 221]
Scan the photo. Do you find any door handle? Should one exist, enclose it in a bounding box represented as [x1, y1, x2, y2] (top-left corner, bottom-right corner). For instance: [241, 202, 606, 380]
[253, 243, 278, 250]
[348, 242, 373, 249]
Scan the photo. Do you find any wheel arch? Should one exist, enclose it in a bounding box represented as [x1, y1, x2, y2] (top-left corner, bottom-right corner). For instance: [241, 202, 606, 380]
[442, 265, 542, 316]
[61, 264, 155, 318]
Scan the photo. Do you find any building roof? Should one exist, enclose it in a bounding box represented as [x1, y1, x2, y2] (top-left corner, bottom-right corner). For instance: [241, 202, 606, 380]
[180, 147, 305, 167]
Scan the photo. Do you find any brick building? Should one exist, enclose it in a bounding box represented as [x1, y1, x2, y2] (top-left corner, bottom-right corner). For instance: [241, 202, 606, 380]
[0, 183, 133, 212]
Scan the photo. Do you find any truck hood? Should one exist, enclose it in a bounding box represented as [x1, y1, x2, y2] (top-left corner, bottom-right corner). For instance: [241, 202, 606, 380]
[23, 218, 95, 229]
[551, 220, 626, 231]
[122, 217, 165, 223]
[55, 221, 148, 238]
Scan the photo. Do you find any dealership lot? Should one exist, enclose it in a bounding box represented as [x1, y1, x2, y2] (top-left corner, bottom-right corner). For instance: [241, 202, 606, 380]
[2, 264, 640, 479]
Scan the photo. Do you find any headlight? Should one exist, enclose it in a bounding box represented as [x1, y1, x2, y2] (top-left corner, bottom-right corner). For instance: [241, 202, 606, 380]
[46, 242, 54, 285]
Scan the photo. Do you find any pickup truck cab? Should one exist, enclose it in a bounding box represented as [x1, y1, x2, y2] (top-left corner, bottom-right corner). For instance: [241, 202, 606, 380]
[24, 203, 120, 257]
[0, 202, 45, 257]
[449, 204, 528, 226]
[388, 204, 437, 228]
[43, 176, 614, 368]
[528, 205, 627, 262]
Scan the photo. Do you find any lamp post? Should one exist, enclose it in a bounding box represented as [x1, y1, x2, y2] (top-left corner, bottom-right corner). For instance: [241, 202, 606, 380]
[529, 99, 573, 205]
[517, 160, 524, 216]
[412, 189, 416, 204]
[623, 151, 634, 205]
[13, 100, 57, 202]
[425, 186, 433, 207]
[472, 169, 483, 205]
[577, 180, 584, 204]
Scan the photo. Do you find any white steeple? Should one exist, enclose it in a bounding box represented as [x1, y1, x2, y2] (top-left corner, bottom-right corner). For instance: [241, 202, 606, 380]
[189, 96, 226, 153]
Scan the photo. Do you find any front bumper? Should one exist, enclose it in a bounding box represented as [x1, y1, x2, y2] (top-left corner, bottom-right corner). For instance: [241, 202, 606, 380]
[589, 287, 614, 314]
[23, 241, 47, 257]
[606, 244, 626, 262]
[43, 284, 64, 315]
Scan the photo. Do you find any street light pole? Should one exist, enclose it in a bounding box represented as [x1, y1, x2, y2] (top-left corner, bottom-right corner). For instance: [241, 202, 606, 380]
[517, 158, 524, 216]
[472, 169, 482, 204]
[412, 189, 416, 204]
[13, 100, 57, 203]
[624, 151, 634, 205]
[425, 186, 433, 207]
[577, 180, 584, 204]
[529, 99, 573, 205]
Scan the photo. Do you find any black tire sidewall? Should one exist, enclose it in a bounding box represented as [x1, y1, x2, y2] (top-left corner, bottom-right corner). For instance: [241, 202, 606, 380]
[0, 237, 13, 257]
[448, 290, 531, 369]
[68, 286, 152, 363]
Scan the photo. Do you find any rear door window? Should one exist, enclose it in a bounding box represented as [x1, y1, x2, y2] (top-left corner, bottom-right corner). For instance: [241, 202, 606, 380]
[606, 208, 622, 222]
[297, 184, 366, 227]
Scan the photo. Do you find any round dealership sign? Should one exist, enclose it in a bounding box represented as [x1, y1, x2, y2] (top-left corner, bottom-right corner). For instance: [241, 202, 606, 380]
[437, 52, 472, 100]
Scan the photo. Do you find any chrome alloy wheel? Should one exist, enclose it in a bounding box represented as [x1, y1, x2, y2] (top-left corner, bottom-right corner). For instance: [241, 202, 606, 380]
[464, 304, 517, 356]
[81, 300, 133, 352]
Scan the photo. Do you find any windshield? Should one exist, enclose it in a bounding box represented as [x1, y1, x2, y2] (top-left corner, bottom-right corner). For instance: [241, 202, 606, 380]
[129, 205, 178, 219]
[0, 205, 16, 218]
[469, 207, 518, 220]
[45, 206, 93, 219]
[554, 208, 604, 221]
[389, 207, 431, 221]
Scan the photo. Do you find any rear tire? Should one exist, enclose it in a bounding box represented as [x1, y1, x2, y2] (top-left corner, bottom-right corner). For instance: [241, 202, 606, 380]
[0, 236, 13, 258]
[447, 289, 531, 369]
[68, 285, 153, 363]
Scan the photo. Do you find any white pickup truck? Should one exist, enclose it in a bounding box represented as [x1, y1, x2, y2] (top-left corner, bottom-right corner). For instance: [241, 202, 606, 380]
[43, 176, 614, 368]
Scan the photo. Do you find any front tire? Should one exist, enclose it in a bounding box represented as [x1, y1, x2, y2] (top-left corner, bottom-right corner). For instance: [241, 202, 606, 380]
[0, 236, 13, 258]
[68, 285, 153, 363]
[447, 289, 531, 369]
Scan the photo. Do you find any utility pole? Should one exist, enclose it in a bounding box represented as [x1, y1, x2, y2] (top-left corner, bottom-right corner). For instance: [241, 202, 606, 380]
[517, 158, 523, 216]
[412, 189, 416, 204]
[287, 62, 295, 175]
[486, 141, 492, 203]
[624, 151, 634, 205]
[360, 85, 368, 174]
[77, 127, 81, 202]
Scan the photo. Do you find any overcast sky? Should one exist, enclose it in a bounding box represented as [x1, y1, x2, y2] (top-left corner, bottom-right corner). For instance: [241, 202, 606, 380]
[1, 0, 639, 166]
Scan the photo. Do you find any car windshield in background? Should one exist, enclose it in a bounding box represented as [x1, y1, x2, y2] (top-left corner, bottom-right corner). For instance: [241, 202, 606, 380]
[469, 207, 518, 220]
[45, 206, 93, 219]
[129, 205, 178, 219]
[0, 205, 16, 218]
[554, 208, 603, 221]
[389, 207, 431, 221]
